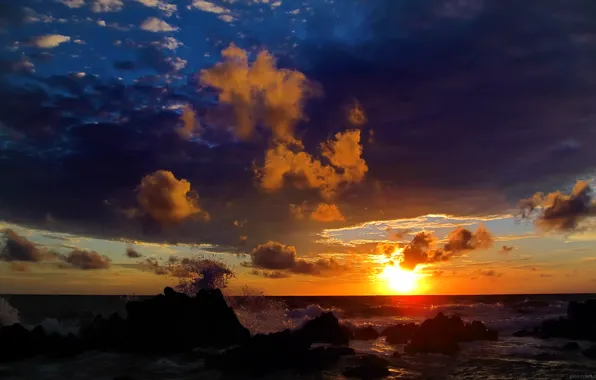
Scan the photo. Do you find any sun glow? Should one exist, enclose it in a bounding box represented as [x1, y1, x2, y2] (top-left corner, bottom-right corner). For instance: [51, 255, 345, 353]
[379, 264, 420, 294]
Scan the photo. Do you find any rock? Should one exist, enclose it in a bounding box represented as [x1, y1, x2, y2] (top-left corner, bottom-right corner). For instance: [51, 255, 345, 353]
[522, 300, 596, 341]
[352, 325, 380, 341]
[583, 344, 596, 360]
[125, 287, 250, 353]
[381, 323, 418, 344]
[0, 323, 34, 362]
[562, 342, 581, 351]
[295, 312, 351, 345]
[513, 329, 534, 337]
[343, 355, 390, 379]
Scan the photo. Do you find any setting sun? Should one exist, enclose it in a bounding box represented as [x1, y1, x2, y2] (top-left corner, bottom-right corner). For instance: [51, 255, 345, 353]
[380, 265, 420, 294]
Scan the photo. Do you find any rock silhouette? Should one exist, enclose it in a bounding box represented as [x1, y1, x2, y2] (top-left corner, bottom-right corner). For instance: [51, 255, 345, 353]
[513, 300, 596, 341]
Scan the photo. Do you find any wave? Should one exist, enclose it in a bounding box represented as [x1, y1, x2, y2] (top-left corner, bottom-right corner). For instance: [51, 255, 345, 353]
[38, 318, 80, 336]
[0, 296, 19, 326]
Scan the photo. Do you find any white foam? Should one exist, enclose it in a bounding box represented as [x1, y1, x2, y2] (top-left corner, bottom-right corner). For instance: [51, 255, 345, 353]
[0, 296, 19, 326]
[38, 318, 80, 336]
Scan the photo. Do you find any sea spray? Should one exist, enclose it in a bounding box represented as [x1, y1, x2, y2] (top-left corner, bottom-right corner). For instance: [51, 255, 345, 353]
[0, 296, 20, 327]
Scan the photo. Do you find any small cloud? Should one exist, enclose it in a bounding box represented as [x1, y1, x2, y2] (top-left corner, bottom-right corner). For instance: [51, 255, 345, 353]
[73, 39, 86, 44]
[57, 0, 85, 8]
[311, 203, 345, 222]
[290, 204, 305, 220]
[126, 248, 142, 258]
[140, 17, 178, 32]
[347, 100, 367, 126]
[500, 245, 514, 253]
[137, 170, 209, 225]
[473, 269, 503, 278]
[152, 36, 183, 50]
[11, 262, 29, 272]
[177, 105, 200, 140]
[135, 0, 177, 17]
[192, 0, 229, 14]
[233, 219, 247, 227]
[1, 229, 44, 262]
[61, 249, 111, 269]
[91, 0, 124, 13]
[249, 269, 290, 279]
[31, 34, 70, 48]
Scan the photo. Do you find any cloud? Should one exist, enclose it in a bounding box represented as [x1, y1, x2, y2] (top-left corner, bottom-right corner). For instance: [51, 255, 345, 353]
[140, 17, 178, 32]
[290, 204, 305, 220]
[259, 129, 368, 199]
[177, 105, 200, 140]
[192, 0, 229, 14]
[11, 262, 29, 272]
[57, 0, 85, 8]
[31, 35, 70, 48]
[126, 248, 142, 258]
[500, 245, 514, 253]
[62, 249, 111, 269]
[135, 0, 177, 17]
[347, 100, 367, 126]
[137, 170, 209, 225]
[152, 36, 183, 50]
[249, 269, 290, 279]
[250, 241, 343, 276]
[311, 203, 345, 222]
[473, 269, 503, 278]
[519, 180, 596, 232]
[399, 224, 494, 270]
[91, 0, 123, 13]
[200, 43, 312, 144]
[0, 229, 44, 262]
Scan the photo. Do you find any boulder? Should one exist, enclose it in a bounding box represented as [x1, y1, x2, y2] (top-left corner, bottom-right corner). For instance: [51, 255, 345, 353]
[295, 312, 351, 345]
[521, 300, 596, 341]
[0, 323, 33, 362]
[404, 313, 497, 355]
[562, 342, 581, 351]
[352, 325, 380, 341]
[583, 344, 596, 360]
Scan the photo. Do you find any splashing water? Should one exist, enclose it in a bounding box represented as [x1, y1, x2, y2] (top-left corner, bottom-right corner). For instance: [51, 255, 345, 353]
[225, 286, 294, 334]
[0, 296, 20, 327]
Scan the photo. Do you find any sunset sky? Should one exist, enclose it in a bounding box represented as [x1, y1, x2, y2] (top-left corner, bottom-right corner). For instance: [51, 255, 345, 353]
[1, 0, 596, 296]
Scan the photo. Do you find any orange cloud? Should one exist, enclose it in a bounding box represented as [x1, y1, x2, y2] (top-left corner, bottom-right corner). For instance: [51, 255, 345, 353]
[289, 203, 305, 220]
[260, 129, 367, 199]
[176, 105, 200, 140]
[347, 100, 367, 126]
[137, 170, 209, 225]
[200, 43, 313, 145]
[311, 203, 345, 222]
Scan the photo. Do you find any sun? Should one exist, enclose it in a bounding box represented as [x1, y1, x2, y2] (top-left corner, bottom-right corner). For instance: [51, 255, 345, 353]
[380, 265, 419, 294]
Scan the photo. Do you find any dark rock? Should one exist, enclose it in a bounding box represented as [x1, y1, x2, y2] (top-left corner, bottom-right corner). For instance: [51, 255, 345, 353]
[0, 323, 33, 362]
[562, 342, 581, 351]
[296, 312, 351, 345]
[583, 344, 596, 360]
[343, 355, 390, 379]
[352, 325, 380, 341]
[535, 352, 561, 361]
[404, 313, 497, 355]
[513, 329, 534, 337]
[381, 323, 418, 344]
[523, 300, 596, 341]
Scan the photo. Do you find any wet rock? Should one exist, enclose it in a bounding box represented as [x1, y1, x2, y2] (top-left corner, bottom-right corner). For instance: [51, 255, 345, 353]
[352, 325, 380, 341]
[381, 323, 418, 344]
[343, 355, 390, 379]
[562, 342, 581, 351]
[0, 323, 33, 362]
[404, 313, 497, 355]
[296, 312, 351, 345]
[523, 300, 596, 341]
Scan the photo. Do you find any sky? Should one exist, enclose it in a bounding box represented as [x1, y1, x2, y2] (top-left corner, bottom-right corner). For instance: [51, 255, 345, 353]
[0, 0, 596, 296]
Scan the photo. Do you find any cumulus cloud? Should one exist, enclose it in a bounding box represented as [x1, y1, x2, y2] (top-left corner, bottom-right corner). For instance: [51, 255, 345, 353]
[260, 129, 368, 199]
[398, 224, 495, 270]
[135, 0, 177, 17]
[474, 269, 503, 278]
[519, 180, 596, 232]
[126, 248, 142, 258]
[62, 249, 111, 269]
[91, 0, 123, 12]
[177, 105, 200, 140]
[140, 17, 178, 32]
[31, 34, 70, 48]
[250, 241, 344, 276]
[0, 229, 44, 262]
[192, 0, 229, 14]
[152, 36, 182, 50]
[137, 170, 209, 225]
[200, 43, 312, 144]
[311, 203, 345, 222]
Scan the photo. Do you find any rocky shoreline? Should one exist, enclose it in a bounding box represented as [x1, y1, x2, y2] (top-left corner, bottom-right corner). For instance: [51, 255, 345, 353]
[1, 288, 595, 378]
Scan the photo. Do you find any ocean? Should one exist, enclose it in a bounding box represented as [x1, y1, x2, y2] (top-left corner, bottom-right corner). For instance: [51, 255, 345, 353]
[2, 293, 596, 379]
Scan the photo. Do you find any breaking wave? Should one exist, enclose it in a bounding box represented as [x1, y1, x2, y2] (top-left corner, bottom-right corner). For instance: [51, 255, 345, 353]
[0, 296, 19, 327]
